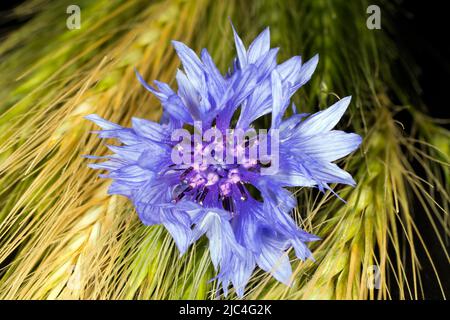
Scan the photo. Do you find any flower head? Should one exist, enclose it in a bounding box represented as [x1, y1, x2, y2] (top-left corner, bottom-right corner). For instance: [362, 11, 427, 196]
[86, 24, 362, 297]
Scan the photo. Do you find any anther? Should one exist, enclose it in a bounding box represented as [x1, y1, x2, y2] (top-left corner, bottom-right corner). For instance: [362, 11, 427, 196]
[222, 196, 235, 214]
[237, 181, 247, 201]
[172, 185, 193, 203]
[179, 167, 193, 181]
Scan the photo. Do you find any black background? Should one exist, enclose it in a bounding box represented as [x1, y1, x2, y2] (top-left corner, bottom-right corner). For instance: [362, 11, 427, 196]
[392, 1, 450, 120]
[388, 0, 450, 299]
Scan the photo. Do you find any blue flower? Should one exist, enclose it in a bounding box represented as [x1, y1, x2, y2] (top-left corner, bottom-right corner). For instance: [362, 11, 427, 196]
[86, 24, 362, 297]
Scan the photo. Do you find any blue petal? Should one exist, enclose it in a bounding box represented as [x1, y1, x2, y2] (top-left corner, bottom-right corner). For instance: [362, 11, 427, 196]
[92, 128, 140, 145]
[131, 117, 168, 142]
[108, 180, 133, 197]
[236, 80, 271, 129]
[291, 54, 319, 92]
[254, 47, 279, 82]
[279, 113, 309, 138]
[161, 209, 192, 255]
[236, 49, 281, 129]
[270, 70, 283, 129]
[85, 114, 122, 130]
[171, 40, 204, 90]
[216, 252, 255, 298]
[233, 199, 264, 253]
[135, 72, 193, 124]
[231, 254, 255, 298]
[135, 69, 166, 100]
[276, 56, 302, 84]
[175, 69, 203, 119]
[247, 27, 270, 64]
[295, 96, 352, 136]
[107, 165, 154, 186]
[201, 48, 226, 96]
[88, 160, 122, 171]
[162, 94, 193, 124]
[291, 238, 313, 261]
[137, 148, 171, 173]
[264, 170, 317, 187]
[308, 160, 357, 186]
[291, 130, 362, 162]
[229, 64, 259, 108]
[231, 22, 247, 69]
[153, 80, 174, 97]
[279, 147, 357, 187]
[132, 178, 173, 225]
[255, 229, 292, 285]
[192, 210, 242, 269]
[106, 144, 142, 161]
[217, 65, 259, 129]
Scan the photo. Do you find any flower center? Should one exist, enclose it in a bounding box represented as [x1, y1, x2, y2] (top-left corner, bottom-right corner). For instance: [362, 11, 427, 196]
[171, 134, 261, 213]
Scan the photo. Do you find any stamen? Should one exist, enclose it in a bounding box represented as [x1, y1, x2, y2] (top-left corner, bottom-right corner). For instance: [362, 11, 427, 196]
[206, 172, 219, 186]
[237, 181, 247, 201]
[219, 182, 232, 196]
[179, 167, 193, 181]
[191, 173, 206, 186]
[172, 185, 193, 203]
[222, 196, 235, 215]
[228, 168, 240, 183]
[197, 188, 209, 205]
